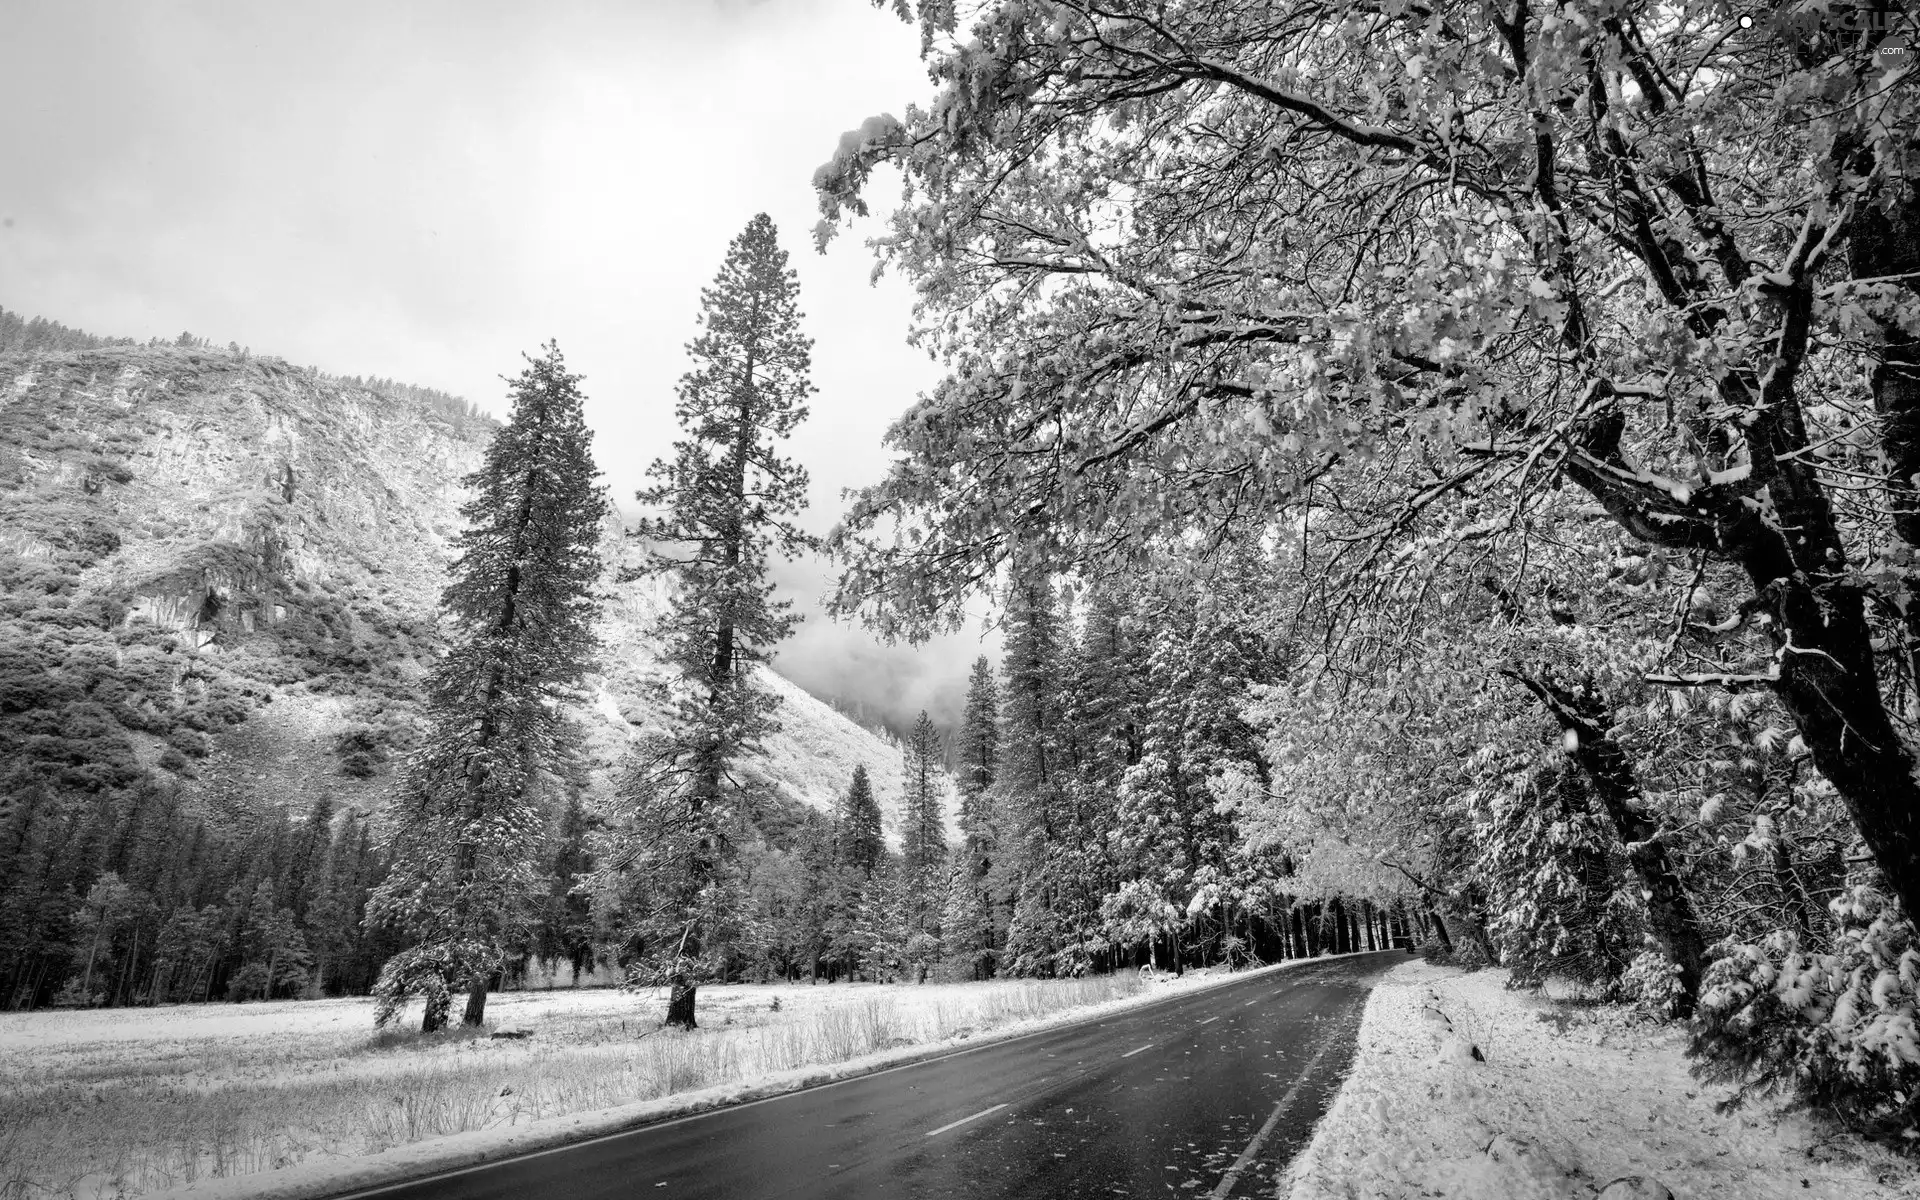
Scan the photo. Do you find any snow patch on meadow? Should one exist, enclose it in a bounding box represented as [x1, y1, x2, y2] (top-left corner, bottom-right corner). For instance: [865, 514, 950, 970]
[1282, 960, 1919, 1200]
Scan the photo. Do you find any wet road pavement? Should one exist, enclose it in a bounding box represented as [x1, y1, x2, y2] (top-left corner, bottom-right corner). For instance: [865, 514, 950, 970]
[339, 951, 1402, 1200]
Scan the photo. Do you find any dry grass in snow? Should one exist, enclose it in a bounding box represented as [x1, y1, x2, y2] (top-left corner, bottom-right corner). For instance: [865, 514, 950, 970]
[1, 972, 1186, 1199]
[1283, 960, 1920, 1200]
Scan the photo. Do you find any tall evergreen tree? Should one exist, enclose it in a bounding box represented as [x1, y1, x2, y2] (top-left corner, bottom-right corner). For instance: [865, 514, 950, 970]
[1067, 583, 1144, 783]
[899, 711, 947, 939]
[615, 213, 816, 1028]
[1112, 590, 1273, 969]
[947, 658, 1001, 975]
[995, 557, 1071, 973]
[287, 797, 335, 927]
[367, 343, 605, 1031]
[954, 657, 999, 848]
[1000, 559, 1063, 806]
[792, 810, 839, 981]
[939, 858, 993, 979]
[838, 764, 884, 882]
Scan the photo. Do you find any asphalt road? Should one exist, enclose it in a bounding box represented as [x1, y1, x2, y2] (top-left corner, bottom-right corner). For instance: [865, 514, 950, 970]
[344, 951, 1403, 1200]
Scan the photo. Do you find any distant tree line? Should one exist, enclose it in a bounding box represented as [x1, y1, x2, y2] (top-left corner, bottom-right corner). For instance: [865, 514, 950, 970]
[0, 780, 396, 1008]
[0, 307, 135, 355]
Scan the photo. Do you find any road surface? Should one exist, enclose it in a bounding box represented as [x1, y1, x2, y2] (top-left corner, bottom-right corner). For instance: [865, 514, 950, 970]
[341, 951, 1402, 1200]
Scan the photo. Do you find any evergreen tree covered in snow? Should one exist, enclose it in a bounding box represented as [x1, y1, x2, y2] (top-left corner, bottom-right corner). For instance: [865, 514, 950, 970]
[1066, 583, 1144, 783]
[946, 656, 1002, 977]
[999, 558, 1064, 808]
[993, 558, 1071, 974]
[1112, 595, 1271, 961]
[608, 213, 816, 1029]
[955, 656, 1000, 841]
[940, 856, 994, 979]
[899, 710, 947, 939]
[367, 342, 604, 1031]
[1473, 759, 1643, 993]
[838, 764, 884, 881]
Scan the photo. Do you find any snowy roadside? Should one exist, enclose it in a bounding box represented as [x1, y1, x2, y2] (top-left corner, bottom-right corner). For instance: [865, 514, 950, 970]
[1280, 960, 1919, 1200]
[143, 957, 1318, 1200]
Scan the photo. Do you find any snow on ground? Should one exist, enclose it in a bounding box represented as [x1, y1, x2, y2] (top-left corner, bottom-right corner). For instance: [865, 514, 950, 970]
[0, 962, 1279, 1200]
[1282, 960, 1920, 1200]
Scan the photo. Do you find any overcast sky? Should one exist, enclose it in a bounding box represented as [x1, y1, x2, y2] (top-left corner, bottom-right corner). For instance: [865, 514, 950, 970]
[0, 0, 994, 734]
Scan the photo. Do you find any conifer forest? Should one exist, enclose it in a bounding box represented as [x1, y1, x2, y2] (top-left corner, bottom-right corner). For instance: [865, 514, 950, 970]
[4, 3, 1920, 1198]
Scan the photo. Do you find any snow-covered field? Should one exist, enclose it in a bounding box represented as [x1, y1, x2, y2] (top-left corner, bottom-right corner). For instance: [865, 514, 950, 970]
[0, 969, 1234, 1199]
[1283, 960, 1920, 1200]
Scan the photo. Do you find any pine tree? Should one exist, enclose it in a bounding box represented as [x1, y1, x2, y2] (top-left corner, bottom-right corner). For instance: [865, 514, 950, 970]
[1000, 559, 1064, 807]
[615, 213, 816, 1028]
[1066, 582, 1144, 783]
[791, 811, 838, 981]
[1112, 592, 1273, 971]
[232, 878, 311, 1000]
[853, 854, 909, 981]
[838, 765, 884, 882]
[367, 342, 605, 1031]
[899, 711, 947, 957]
[954, 657, 999, 850]
[993, 558, 1071, 973]
[288, 797, 334, 927]
[946, 659, 1002, 976]
[939, 858, 993, 980]
[305, 816, 365, 995]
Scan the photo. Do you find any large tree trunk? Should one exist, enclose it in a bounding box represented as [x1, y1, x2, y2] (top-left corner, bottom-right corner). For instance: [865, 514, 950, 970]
[421, 986, 451, 1033]
[1566, 354, 1920, 933]
[1507, 671, 1710, 1013]
[1851, 177, 1920, 692]
[462, 977, 489, 1027]
[665, 973, 698, 1029]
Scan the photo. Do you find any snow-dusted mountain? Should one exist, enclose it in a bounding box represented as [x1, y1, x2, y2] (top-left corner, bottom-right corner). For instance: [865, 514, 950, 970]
[0, 342, 932, 837]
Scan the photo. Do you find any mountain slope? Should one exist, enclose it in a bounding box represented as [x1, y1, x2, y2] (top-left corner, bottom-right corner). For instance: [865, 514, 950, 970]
[582, 574, 958, 845]
[0, 341, 925, 836]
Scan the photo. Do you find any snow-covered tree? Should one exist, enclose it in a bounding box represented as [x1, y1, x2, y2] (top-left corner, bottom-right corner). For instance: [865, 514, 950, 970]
[838, 764, 884, 881]
[939, 857, 994, 980]
[368, 342, 604, 1030]
[610, 213, 817, 1029]
[899, 710, 947, 941]
[1473, 759, 1644, 993]
[954, 656, 999, 848]
[946, 656, 1003, 974]
[820, 0, 1920, 931]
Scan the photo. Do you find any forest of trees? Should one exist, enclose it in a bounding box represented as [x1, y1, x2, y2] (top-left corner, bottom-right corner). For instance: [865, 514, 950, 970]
[803, 0, 1920, 1140]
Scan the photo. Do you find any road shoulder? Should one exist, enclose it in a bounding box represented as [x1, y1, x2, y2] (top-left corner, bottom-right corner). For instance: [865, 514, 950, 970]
[1279, 960, 1920, 1200]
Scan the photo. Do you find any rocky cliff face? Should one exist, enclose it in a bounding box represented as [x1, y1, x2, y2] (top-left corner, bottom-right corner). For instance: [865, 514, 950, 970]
[0, 342, 922, 836]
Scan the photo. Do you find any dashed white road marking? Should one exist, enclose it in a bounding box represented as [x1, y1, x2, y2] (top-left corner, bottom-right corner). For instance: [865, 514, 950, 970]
[925, 1103, 1008, 1137]
[1243, 998, 1259, 1007]
[1209, 1039, 1336, 1198]
[1120, 1042, 1154, 1058]
[1198, 1016, 1219, 1025]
